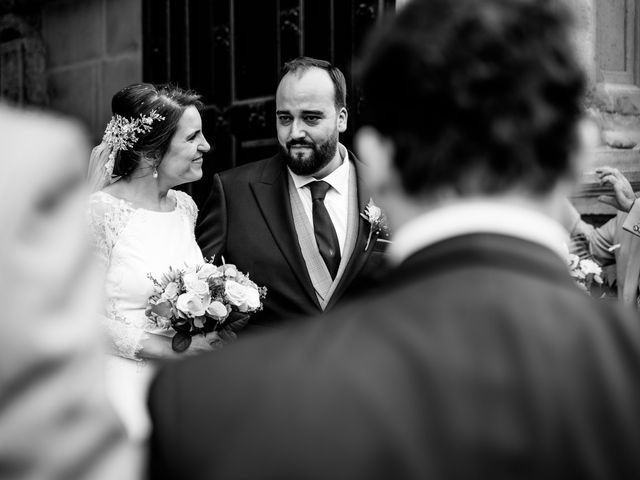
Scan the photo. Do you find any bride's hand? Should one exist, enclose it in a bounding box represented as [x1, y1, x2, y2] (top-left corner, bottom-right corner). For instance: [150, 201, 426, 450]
[183, 331, 222, 356]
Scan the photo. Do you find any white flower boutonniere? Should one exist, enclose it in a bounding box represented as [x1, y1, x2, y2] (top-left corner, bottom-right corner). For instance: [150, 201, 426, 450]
[360, 199, 390, 251]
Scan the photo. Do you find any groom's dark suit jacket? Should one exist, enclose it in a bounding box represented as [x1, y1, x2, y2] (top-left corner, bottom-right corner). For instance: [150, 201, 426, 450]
[196, 152, 388, 329]
[149, 233, 640, 480]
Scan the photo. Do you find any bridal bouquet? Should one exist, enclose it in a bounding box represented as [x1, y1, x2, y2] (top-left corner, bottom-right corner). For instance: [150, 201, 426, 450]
[567, 252, 604, 296]
[146, 260, 267, 351]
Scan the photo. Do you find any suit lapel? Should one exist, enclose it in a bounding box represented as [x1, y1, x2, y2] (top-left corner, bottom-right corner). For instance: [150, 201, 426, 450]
[249, 155, 321, 309]
[326, 153, 377, 310]
[619, 222, 640, 304]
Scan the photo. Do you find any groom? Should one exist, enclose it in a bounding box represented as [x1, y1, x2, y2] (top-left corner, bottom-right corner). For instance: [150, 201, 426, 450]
[197, 57, 388, 329]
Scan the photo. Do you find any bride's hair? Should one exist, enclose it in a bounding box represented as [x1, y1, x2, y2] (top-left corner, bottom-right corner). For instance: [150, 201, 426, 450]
[110, 83, 204, 178]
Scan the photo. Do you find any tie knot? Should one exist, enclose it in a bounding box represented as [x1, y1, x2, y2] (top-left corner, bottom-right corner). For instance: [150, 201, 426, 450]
[308, 181, 331, 201]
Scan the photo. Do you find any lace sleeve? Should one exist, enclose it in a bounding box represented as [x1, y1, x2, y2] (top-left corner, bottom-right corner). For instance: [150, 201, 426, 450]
[100, 305, 148, 361]
[173, 190, 198, 228]
[88, 193, 146, 360]
[87, 192, 135, 266]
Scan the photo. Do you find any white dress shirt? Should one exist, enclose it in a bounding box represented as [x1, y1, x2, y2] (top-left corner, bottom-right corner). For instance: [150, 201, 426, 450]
[288, 144, 351, 254]
[389, 199, 570, 265]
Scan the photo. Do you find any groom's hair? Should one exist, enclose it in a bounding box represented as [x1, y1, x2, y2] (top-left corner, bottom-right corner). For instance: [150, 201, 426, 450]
[357, 0, 586, 197]
[110, 83, 204, 178]
[280, 56, 347, 111]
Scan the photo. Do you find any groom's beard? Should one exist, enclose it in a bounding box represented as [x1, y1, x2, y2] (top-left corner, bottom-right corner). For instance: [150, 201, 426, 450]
[282, 135, 338, 177]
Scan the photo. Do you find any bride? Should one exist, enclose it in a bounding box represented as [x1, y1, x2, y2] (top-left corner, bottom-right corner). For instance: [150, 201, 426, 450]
[88, 83, 215, 441]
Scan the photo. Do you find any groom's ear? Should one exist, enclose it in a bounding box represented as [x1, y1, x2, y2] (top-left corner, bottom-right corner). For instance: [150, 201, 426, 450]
[337, 107, 348, 134]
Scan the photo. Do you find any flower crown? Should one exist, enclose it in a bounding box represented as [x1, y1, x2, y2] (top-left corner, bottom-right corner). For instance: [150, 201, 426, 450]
[102, 109, 165, 176]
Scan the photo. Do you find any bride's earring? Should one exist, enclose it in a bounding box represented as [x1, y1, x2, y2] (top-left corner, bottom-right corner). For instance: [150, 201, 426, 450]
[153, 166, 158, 179]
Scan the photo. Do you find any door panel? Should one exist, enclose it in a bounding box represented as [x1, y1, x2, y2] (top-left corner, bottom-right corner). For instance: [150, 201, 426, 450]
[143, 0, 394, 208]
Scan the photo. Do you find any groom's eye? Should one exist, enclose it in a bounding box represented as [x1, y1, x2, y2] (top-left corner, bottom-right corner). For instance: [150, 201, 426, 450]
[278, 116, 292, 125]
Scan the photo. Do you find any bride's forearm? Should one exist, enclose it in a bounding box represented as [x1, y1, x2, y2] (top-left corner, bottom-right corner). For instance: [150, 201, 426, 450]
[136, 332, 181, 360]
[106, 326, 215, 360]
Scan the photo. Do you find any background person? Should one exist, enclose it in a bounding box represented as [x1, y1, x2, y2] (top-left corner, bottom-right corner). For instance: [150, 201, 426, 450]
[565, 166, 640, 304]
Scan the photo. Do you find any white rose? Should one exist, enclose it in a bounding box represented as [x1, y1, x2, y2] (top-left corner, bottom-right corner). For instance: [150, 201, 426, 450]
[183, 275, 210, 297]
[579, 259, 602, 276]
[225, 280, 261, 312]
[197, 263, 219, 281]
[206, 300, 228, 319]
[223, 264, 238, 278]
[235, 274, 258, 289]
[244, 287, 261, 311]
[161, 281, 180, 301]
[225, 280, 249, 312]
[176, 292, 206, 317]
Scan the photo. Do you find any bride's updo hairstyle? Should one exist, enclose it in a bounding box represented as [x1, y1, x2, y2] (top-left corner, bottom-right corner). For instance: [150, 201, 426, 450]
[110, 83, 204, 178]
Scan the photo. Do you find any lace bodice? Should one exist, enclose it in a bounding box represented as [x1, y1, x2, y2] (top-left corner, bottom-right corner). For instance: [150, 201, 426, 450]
[88, 189, 203, 360]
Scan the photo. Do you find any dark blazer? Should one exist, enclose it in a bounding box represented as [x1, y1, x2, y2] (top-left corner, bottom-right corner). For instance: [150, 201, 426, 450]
[196, 152, 388, 329]
[149, 233, 640, 480]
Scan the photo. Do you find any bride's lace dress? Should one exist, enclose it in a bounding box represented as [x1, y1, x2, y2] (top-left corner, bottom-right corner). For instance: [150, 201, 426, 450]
[88, 189, 204, 440]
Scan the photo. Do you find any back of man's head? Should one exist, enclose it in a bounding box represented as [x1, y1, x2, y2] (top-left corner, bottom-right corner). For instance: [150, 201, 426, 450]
[358, 0, 586, 198]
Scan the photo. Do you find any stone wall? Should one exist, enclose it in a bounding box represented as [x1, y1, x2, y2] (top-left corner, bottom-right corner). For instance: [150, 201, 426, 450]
[0, 12, 48, 106]
[42, 0, 141, 140]
[571, 0, 640, 216]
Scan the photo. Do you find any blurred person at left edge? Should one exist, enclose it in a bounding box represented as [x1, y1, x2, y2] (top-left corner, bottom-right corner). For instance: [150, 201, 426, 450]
[0, 104, 140, 480]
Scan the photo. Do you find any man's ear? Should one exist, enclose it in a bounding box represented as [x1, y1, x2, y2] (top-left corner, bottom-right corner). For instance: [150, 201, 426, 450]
[355, 126, 396, 191]
[337, 107, 348, 133]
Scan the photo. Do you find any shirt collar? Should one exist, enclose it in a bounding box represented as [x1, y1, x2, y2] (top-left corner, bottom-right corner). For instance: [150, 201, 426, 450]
[288, 144, 350, 196]
[389, 199, 569, 265]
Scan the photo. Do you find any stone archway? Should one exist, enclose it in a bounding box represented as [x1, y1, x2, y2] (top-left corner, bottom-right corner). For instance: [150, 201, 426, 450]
[0, 13, 47, 106]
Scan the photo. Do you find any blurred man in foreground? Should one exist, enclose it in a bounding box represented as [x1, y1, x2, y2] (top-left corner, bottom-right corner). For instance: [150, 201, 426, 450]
[0, 105, 140, 480]
[149, 0, 640, 478]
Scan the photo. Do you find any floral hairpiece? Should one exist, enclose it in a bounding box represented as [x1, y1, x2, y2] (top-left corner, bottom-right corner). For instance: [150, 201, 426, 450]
[102, 109, 165, 176]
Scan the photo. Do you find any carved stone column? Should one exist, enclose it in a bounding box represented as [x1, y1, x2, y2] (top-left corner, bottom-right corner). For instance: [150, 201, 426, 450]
[565, 0, 640, 216]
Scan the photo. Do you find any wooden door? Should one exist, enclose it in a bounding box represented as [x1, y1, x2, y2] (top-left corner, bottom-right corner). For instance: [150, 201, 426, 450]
[143, 0, 394, 207]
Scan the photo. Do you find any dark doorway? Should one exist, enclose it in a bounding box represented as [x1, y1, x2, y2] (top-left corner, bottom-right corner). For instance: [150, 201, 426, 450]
[143, 0, 394, 207]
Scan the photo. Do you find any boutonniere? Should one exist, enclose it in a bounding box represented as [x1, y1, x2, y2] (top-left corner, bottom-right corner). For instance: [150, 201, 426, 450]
[360, 199, 390, 251]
